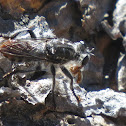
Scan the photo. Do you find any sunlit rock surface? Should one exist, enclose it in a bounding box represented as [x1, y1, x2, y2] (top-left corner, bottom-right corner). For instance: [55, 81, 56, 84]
[0, 0, 125, 125]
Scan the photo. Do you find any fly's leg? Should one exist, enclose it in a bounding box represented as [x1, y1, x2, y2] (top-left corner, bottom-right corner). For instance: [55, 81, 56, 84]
[2, 69, 19, 79]
[9, 29, 37, 39]
[70, 66, 82, 83]
[60, 66, 80, 104]
[0, 31, 25, 39]
[2, 69, 37, 79]
[27, 30, 36, 38]
[1, 69, 25, 87]
[70, 55, 89, 84]
[0, 29, 36, 39]
[50, 65, 56, 108]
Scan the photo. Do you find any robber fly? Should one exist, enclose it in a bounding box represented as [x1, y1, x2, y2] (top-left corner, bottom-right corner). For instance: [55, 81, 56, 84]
[0, 29, 92, 106]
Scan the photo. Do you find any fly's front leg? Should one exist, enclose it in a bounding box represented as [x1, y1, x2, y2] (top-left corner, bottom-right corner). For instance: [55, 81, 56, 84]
[60, 66, 80, 104]
[70, 56, 89, 84]
[50, 65, 56, 108]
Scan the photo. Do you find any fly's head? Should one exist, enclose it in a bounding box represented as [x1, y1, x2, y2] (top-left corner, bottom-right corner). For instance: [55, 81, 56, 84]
[81, 46, 94, 67]
[73, 40, 94, 65]
[70, 41, 94, 83]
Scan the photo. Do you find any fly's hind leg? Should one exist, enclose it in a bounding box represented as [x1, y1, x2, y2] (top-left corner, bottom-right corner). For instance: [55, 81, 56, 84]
[50, 65, 56, 108]
[2, 68, 38, 82]
[1, 68, 26, 87]
[60, 66, 80, 104]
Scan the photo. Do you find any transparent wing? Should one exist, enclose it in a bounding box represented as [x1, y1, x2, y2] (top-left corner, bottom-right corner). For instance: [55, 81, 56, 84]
[0, 39, 47, 61]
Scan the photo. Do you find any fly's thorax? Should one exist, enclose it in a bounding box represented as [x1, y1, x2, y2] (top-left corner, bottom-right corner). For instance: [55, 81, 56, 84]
[42, 40, 79, 64]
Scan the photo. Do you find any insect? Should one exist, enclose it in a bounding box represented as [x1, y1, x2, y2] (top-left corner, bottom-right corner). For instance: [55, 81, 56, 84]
[0, 29, 92, 106]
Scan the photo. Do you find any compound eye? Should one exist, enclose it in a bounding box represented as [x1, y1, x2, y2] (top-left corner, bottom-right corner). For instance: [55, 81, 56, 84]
[81, 55, 89, 67]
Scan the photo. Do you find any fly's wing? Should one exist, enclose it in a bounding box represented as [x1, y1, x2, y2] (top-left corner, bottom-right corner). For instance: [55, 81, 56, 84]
[0, 37, 77, 63]
[0, 39, 47, 62]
